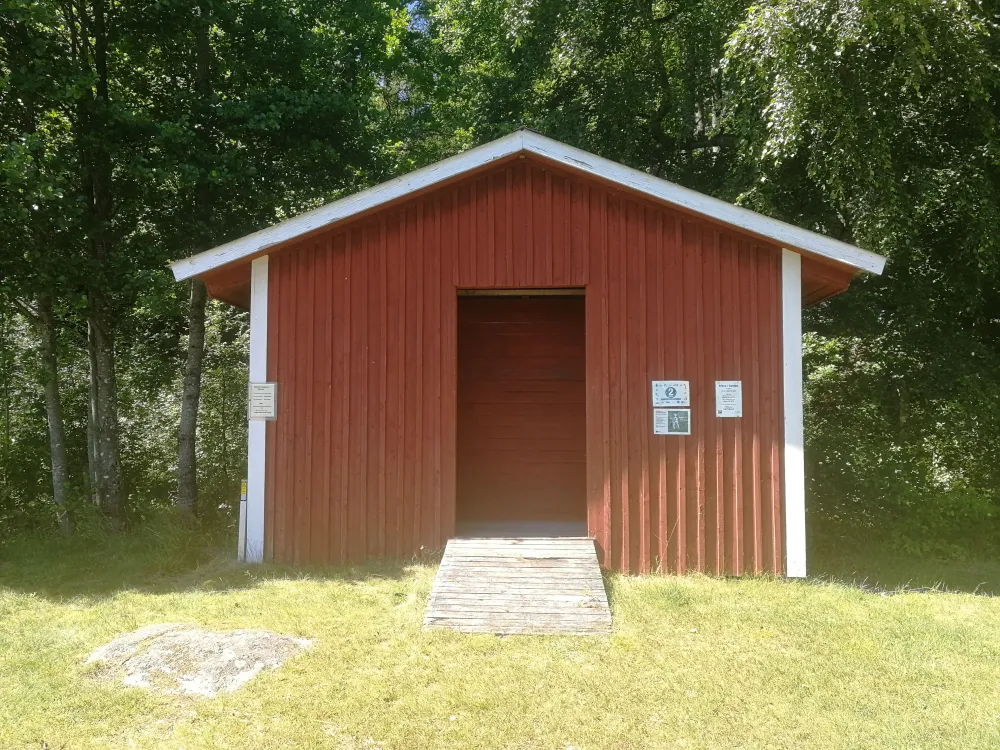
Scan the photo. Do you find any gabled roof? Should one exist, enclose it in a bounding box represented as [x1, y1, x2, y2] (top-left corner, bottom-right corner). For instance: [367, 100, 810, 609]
[170, 130, 885, 281]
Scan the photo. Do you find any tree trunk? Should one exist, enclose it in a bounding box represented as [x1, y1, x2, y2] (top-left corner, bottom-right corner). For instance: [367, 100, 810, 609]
[177, 279, 208, 515]
[87, 321, 100, 504]
[0, 312, 10, 512]
[88, 289, 124, 526]
[77, 0, 123, 527]
[36, 296, 73, 535]
[174, 0, 214, 516]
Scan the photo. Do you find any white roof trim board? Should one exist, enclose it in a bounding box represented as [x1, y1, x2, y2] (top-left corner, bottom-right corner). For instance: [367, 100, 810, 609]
[170, 131, 886, 281]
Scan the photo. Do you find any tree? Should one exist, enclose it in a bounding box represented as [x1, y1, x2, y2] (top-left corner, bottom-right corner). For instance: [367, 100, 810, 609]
[419, 0, 750, 189]
[723, 0, 1000, 534]
[1, 0, 430, 529]
[0, 2, 85, 533]
[115, 0, 424, 513]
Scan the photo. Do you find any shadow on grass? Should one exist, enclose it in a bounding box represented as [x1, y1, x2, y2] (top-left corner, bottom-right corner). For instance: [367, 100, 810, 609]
[599, 537, 999, 598]
[7, 513, 996, 602]
[807, 533, 1000, 597]
[0, 516, 441, 603]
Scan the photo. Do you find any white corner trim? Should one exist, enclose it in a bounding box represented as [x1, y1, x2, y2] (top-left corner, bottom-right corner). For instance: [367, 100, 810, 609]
[782, 249, 806, 578]
[169, 130, 886, 281]
[245, 256, 268, 563]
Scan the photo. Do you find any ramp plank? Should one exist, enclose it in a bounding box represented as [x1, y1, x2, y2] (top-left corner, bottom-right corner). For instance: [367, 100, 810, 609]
[424, 537, 611, 635]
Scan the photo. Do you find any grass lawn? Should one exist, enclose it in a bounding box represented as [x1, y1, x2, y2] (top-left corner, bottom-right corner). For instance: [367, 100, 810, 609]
[1, 523, 999, 749]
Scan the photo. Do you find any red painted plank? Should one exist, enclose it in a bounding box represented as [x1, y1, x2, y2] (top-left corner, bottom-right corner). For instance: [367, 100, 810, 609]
[401, 206, 417, 557]
[440, 192, 458, 543]
[759, 248, 783, 573]
[320, 238, 335, 563]
[391, 212, 407, 557]
[634, 204, 651, 573]
[275, 253, 295, 560]
[334, 232, 350, 563]
[419, 200, 437, 548]
[605, 197, 622, 569]
[681, 220, 702, 572]
[650, 211, 667, 570]
[552, 175, 566, 284]
[428, 198, 443, 549]
[365, 221, 382, 558]
[413, 204, 426, 553]
[264, 253, 280, 561]
[531, 168, 546, 284]
[476, 177, 489, 287]
[599, 188, 612, 565]
[705, 229, 725, 575]
[310, 241, 330, 563]
[670, 217, 687, 574]
[726, 235, 745, 575]
[376, 219, 388, 557]
[297, 245, 315, 564]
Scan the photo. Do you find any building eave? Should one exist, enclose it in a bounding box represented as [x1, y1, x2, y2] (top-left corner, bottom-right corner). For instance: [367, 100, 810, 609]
[170, 130, 885, 281]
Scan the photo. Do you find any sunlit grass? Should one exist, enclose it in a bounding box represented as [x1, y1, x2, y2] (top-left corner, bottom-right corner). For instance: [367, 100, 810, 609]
[1, 522, 998, 749]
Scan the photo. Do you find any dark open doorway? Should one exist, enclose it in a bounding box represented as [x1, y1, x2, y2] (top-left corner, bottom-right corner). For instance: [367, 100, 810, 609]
[456, 294, 587, 537]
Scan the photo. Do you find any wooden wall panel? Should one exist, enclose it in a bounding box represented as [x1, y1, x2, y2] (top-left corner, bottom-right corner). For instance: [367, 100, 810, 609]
[265, 156, 785, 573]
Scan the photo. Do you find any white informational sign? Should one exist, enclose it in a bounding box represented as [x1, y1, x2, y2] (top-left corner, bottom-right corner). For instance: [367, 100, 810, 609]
[652, 380, 690, 407]
[653, 408, 691, 436]
[715, 380, 743, 418]
[248, 382, 278, 420]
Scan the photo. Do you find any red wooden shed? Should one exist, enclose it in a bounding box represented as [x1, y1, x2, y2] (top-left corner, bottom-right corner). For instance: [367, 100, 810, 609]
[171, 131, 885, 576]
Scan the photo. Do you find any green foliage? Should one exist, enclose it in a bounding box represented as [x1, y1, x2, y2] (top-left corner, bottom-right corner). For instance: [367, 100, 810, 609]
[804, 331, 998, 547]
[0, 312, 49, 531]
[417, 0, 1000, 551]
[0, 507, 232, 595]
[420, 0, 751, 189]
[724, 0, 1000, 545]
[0, 0, 423, 529]
[2, 0, 998, 555]
[196, 303, 249, 515]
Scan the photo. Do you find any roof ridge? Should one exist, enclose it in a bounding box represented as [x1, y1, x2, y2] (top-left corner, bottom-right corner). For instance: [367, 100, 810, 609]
[170, 131, 884, 281]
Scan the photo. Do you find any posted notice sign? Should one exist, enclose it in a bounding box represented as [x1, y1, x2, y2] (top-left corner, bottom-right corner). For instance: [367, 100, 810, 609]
[652, 380, 689, 407]
[248, 382, 278, 420]
[715, 380, 742, 418]
[653, 408, 691, 436]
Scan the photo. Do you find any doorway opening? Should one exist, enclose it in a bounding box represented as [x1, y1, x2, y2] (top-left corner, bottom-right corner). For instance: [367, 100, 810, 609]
[456, 293, 587, 537]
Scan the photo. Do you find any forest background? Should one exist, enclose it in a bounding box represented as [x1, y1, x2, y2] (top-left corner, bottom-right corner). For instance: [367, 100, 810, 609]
[2, 0, 998, 564]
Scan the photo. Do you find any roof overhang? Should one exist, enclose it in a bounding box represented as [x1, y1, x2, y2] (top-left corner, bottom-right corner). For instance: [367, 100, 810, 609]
[170, 130, 886, 283]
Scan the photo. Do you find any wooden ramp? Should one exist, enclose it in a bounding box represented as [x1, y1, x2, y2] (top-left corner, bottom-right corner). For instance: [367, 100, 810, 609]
[423, 537, 611, 635]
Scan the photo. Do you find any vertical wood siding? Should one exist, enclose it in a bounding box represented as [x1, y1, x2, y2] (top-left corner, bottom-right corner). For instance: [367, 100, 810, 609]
[265, 157, 784, 574]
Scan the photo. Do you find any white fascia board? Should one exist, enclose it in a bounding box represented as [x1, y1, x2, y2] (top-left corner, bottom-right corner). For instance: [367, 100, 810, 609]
[521, 132, 885, 275]
[170, 131, 528, 281]
[170, 130, 886, 280]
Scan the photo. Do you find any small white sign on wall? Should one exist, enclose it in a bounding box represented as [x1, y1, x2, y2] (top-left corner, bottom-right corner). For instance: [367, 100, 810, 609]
[653, 408, 691, 436]
[248, 382, 278, 420]
[715, 381, 743, 418]
[652, 380, 690, 407]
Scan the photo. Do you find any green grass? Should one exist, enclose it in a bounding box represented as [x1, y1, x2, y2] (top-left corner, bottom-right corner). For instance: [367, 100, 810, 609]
[809, 529, 1000, 596]
[2, 521, 999, 749]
